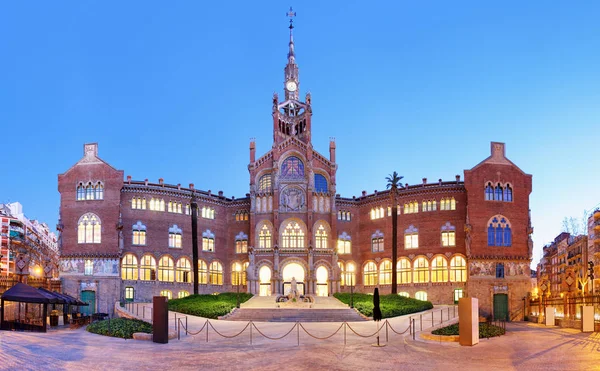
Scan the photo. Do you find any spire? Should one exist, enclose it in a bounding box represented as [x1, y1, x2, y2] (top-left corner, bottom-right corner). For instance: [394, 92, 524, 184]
[284, 7, 299, 101]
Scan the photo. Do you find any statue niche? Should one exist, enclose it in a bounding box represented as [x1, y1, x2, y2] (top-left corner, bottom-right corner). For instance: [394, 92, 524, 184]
[280, 187, 305, 212]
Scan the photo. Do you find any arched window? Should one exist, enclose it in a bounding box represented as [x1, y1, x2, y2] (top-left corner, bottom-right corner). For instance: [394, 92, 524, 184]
[258, 174, 272, 192]
[149, 198, 165, 211]
[485, 183, 494, 201]
[337, 232, 351, 254]
[132, 197, 146, 210]
[158, 256, 174, 282]
[160, 290, 172, 300]
[450, 256, 467, 282]
[487, 216, 512, 247]
[504, 185, 513, 202]
[235, 232, 248, 253]
[258, 224, 272, 249]
[495, 184, 503, 201]
[176, 257, 191, 283]
[133, 221, 146, 245]
[363, 262, 377, 286]
[315, 224, 328, 249]
[202, 230, 215, 252]
[344, 262, 356, 287]
[168, 201, 183, 214]
[281, 221, 305, 249]
[413, 257, 429, 283]
[431, 256, 448, 283]
[84, 260, 93, 276]
[314, 174, 328, 193]
[371, 230, 384, 252]
[496, 263, 505, 278]
[140, 255, 156, 281]
[404, 225, 418, 249]
[397, 258, 412, 284]
[280, 156, 305, 179]
[398, 292, 410, 298]
[77, 213, 101, 244]
[415, 291, 428, 301]
[178, 291, 190, 299]
[198, 259, 208, 284]
[440, 197, 456, 211]
[209, 261, 223, 285]
[76, 183, 85, 200]
[202, 206, 215, 219]
[169, 225, 182, 248]
[441, 222, 456, 247]
[121, 253, 138, 280]
[94, 182, 104, 200]
[404, 201, 418, 214]
[379, 260, 392, 285]
[85, 182, 94, 200]
[231, 262, 248, 286]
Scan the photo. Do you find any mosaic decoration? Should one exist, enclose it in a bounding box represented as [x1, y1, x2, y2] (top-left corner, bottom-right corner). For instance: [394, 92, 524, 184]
[280, 156, 304, 179]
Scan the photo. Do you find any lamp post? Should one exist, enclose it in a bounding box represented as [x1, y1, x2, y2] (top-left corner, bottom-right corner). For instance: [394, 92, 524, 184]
[350, 274, 354, 309]
[235, 268, 241, 309]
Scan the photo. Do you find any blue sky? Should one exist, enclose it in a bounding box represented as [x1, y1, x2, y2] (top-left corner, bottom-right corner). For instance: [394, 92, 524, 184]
[1, 1, 599, 269]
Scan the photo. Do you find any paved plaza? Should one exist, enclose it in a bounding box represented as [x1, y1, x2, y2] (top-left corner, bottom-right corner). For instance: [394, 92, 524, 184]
[1, 306, 600, 371]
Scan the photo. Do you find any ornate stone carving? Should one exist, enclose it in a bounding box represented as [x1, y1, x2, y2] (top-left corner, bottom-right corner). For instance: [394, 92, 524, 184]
[280, 187, 305, 211]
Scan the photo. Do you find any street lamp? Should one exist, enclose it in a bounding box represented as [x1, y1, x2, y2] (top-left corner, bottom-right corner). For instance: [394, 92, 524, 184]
[235, 266, 242, 309]
[350, 274, 354, 309]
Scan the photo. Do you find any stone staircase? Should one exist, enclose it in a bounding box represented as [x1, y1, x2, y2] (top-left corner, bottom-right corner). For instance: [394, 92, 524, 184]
[224, 308, 366, 322]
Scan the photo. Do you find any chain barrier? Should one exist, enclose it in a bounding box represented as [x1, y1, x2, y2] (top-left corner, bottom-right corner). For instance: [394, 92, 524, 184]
[385, 320, 411, 335]
[299, 322, 345, 340]
[251, 322, 298, 341]
[208, 320, 252, 339]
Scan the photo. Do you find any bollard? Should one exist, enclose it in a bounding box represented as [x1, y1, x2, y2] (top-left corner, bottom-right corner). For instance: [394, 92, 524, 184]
[250, 321, 253, 345]
[186, 317, 188, 336]
[431, 311, 434, 326]
[344, 322, 347, 345]
[412, 319, 415, 340]
[420, 314, 423, 331]
[178, 318, 180, 340]
[385, 321, 389, 343]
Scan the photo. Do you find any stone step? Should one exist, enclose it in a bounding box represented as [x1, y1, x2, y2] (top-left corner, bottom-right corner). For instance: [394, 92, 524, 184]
[224, 308, 366, 322]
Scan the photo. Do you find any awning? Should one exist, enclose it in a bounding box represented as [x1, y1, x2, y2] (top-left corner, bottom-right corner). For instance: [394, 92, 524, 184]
[1, 283, 57, 304]
[37, 287, 66, 304]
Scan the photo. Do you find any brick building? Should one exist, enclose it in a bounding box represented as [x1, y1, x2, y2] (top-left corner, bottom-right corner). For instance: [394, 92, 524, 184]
[57, 20, 533, 320]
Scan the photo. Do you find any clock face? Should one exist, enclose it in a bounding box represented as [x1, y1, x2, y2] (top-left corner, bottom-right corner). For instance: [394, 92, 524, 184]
[286, 81, 297, 92]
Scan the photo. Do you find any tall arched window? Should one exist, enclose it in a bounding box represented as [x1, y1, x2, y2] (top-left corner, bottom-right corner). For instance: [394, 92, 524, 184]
[315, 224, 328, 249]
[337, 232, 351, 254]
[345, 262, 356, 287]
[133, 221, 146, 245]
[94, 182, 104, 200]
[314, 174, 328, 193]
[198, 259, 208, 284]
[140, 255, 156, 281]
[258, 224, 272, 249]
[363, 262, 378, 286]
[397, 258, 412, 284]
[431, 256, 448, 282]
[379, 260, 392, 285]
[415, 291, 428, 301]
[176, 257, 191, 283]
[158, 256, 174, 282]
[85, 182, 94, 200]
[404, 225, 418, 249]
[231, 262, 248, 286]
[450, 256, 467, 282]
[413, 257, 429, 283]
[495, 184, 503, 201]
[281, 221, 305, 249]
[485, 183, 494, 201]
[202, 230, 215, 252]
[280, 156, 305, 179]
[235, 232, 248, 253]
[169, 225, 182, 248]
[121, 253, 138, 280]
[258, 174, 272, 192]
[77, 183, 85, 200]
[487, 216, 512, 247]
[77, 213, 101, 244]
[209, 261, 223, 285]
[504, 185, 513, 202]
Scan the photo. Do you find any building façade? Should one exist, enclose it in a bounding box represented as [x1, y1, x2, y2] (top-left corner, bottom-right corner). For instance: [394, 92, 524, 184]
[57, 21, 533, 321]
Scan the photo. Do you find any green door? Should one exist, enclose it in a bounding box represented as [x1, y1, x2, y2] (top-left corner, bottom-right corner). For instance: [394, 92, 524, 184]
[81, 290, 95, 316]
[493, 293, 508, 321]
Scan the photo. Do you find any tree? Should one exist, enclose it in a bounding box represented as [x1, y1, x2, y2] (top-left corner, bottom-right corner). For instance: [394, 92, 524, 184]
[386, 171, 404, 294]
[191, 192, 199, 295]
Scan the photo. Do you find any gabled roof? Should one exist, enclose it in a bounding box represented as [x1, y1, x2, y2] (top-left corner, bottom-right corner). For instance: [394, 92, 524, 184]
[467, 142, 530, 176]
[59, 143, 120, 176]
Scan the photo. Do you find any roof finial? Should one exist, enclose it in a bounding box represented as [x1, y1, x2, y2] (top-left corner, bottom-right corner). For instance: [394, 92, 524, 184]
[286, 7, 296, 60]
[287, 6, 296, 31]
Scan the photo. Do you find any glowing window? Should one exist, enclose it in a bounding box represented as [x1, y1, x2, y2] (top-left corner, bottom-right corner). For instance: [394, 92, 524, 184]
[450, 256, 467, 282]
[202, 230, 215, 252]
[315, 224, 328, 249]
[158, 256, 174, 282]
[363, 262, 378, 286]
[209, 261, 223, 285]
[160, 290, 172, 299]
[258, 174, 272, 192]
[133, 221, 146, 245]
[169, 225, 182, 248]
[140, 255, 156, 281]
[413, 258, 429, 283]
[379, 260, 392, 285]
[176, 257, 192, 283]
[431, 256, 448, 282]
[404, 225, 419, 249]
[77, 213, 101, 244]
[281, 221, 305, 249]
[397, 258, 412, 284]
[415, 291, 428, 301]
[178, 291, 190, 299]
[198, 259, 208, 284]
[121, 253, 138, 280]
[84, 260, 93, 276]
[258, 225, 272, 249]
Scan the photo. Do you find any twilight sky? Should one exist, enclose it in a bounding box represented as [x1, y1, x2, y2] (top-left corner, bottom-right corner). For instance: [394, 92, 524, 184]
[1, 1, 599, 269]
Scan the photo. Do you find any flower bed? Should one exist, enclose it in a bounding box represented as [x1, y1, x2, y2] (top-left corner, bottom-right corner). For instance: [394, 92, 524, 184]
[431, 322, 506, 338]
[333, 293, 433, 318]
[167, 293, 253, 319]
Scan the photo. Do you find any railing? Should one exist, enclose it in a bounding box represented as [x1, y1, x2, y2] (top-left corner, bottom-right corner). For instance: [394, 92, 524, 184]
[122, 302, 187, 330]
[408, 306, 458, 335]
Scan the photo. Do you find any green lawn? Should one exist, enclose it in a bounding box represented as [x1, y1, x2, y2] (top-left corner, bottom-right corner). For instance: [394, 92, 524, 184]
[333, 293, 433, 318]
[431, 322, 506, 338]
[168, 292, 253, 319]
[87, 317, 152, 339]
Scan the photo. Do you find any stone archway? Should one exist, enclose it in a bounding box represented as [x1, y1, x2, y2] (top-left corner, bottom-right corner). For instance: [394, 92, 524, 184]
[258, 265, 272, 296]
[281, 262, 306, 295]
[316, 266, 329, 296]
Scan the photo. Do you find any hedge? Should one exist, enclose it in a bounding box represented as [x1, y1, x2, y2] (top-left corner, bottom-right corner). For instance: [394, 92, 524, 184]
[168, 293, 253, 319]
[431, 322, 506, 338]
[87, 317, 152, 339]
[333, 293, 433, 318]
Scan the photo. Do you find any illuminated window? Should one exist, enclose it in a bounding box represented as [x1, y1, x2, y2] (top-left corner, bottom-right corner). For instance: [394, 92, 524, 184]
[338, 262, 345, 286]
[371, 230, 384, 252]
[158, 256, 174, 282]
[337, 232, 352, 254]
[431, 256, 448, 282]
[231, 262, 248, 285]
[235, 232, 248, 253]
[343, 262, 356, 287]
[84, 260, 93, 276]
[315, 224, 328, 249]
[487, 216, 512, 246]
[404, 201, 418, 214]
[281, 221, 305, 249]
[450, 256, 467, 282]
[178, 291, 190, 299]
[415, 291, 428, 301]
[209, 261, 223, 285]
[404, 225, 419, 249]
[132, 221, 146, 245]
[379, 260, 392, 285]
[363, 262, 378, 286]
[132, 197, 146, 210]
[370, 207, 386, 220]
[160, 290, 172, 300]
[314, 174, 328, 193]
[337, 210, 352, 221]
[453, 288, 464, 304]
[149, 198, 165, 211]
[198, 259, 208, 284]
[168, 201, 183, 214]
[202, 230, 215, 252]
[258, 225, 272, 249]
[235, 211, 249, 221]
[441, 222, 456, 247]
[280, 156, 305, 179]
[176, 257, 192, 283]
[185, 204, 190, 215]
[422, 200, 437, 212]
[440, 197, 456, 210]
[202, 206, 215, 219]
[125, 287, 134, 301]
[169, 225, 182, 248]
[77, 213, 101, 244]
[258, 174, 272, 192]
[399, 292, 409, 298]
[121, 253, 138, 280]
[397, 258, 412, 284]
[413, 257, 429, 283]
[140, 255, 156, 281]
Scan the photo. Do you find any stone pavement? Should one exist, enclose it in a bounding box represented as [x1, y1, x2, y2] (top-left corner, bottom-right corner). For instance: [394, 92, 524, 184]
[1, 310, 600, 370]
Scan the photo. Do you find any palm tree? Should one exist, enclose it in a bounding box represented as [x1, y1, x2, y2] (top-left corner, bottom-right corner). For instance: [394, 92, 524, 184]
[386, 171, 404, 294]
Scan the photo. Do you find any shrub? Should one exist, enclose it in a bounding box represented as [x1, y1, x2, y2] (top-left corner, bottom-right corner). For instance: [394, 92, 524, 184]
[333, 293, 433, 318]
[168, 293, 253, 319]
[431, 322, 506, 338]
[87, 317, 152, 339]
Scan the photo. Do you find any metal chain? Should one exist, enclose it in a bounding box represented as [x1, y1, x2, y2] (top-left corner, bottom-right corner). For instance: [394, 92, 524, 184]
[251, 322, 298, 340]
[299, 322, 345, 340]
[385, 320, 411, 335]
[179, 319, 208, 336]
[345, 322, 382, 338]
[208, 320, 252, 339]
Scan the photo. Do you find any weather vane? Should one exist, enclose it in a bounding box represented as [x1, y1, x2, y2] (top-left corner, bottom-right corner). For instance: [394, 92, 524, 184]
[287, 6, 296, 29]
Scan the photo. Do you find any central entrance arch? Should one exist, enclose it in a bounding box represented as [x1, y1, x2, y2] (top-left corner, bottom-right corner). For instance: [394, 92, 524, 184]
[316, 266, 328, 296]
[259, 266, 272, 296]
[282, 262, 305, 295]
